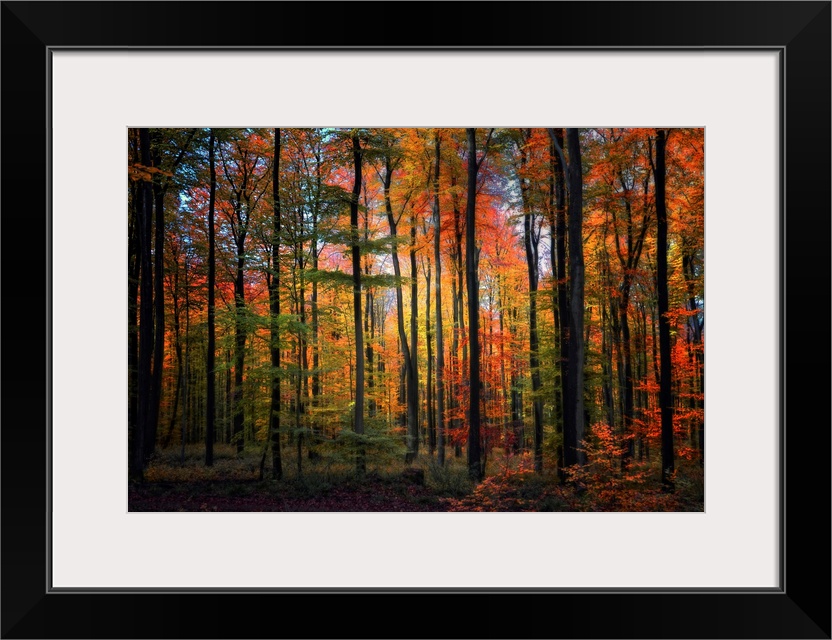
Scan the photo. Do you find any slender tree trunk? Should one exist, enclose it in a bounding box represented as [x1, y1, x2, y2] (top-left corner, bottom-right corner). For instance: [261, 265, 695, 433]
[131, 127, 153, 481]
[619, 290, 635, 465]
[683, 251, 704, 468]
[269, 128, 282, 479]
[233, 248, 246, 453]
[128, 149, 141, 471]
[602, 304, 616, 429]
[656, 129, 675, 489]
[311, 148, 322, 436]
[363, 190, 375, 420]
[180, 268, 190, 465]
[147, 164, 166, 462]
[295, 312, 303, 475]
[409, 209, 420, 459]
[206, 129, 217, 466]
[549, 128, 569, 478]
[425, 262, 435, 454]
[519, 132, 543, 473]
[226, 349, 233, 444]
[383, 157, 418, 463]
[167, 265, 182, 447]
[351, 132, 365, 474]
[433, 132, 446, 466]
[564, 128, 586, 468]
[299, 272, 310, 459]
[465, 128, 483, 481]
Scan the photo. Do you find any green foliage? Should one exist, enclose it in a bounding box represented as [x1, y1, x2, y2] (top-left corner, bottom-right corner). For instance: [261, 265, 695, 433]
[330, 422, 406, 468]
[425, 460, 474, 498]
[305, 268, 410, 290]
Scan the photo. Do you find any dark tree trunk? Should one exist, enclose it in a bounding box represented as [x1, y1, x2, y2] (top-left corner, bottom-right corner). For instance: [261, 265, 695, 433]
[180, 263, 190, 464]
[132, 127, 154, 481]
[519, 131, 543, 473]
[612, 190, 650, 466]
[225, 349, 233, 443]
[146, 153, 166, 463]
[619, 291, 635, 464]
[564, 128, 586, 468]
[233, 246, 246, 453]
[128, 133, 141, 473]
[682, 251, 704, 468]
[383, 156, 418, 463]
[465, 128, 483, 481]
[547, 128, 572, 477]
[425, 263, 435, 454]
[167, 266, 182, 448]
[206, 129, 217, 466]
[409, 210, 420, 460]
[363, 186, 375, 420]
[269, 128, 282, 479]
[551, 130, 568, 478]
[351, 132, 365, 474]
[433, 131, 446, 466]
[311, 145, 322, 435]
[656, 129, 675, 489]
[601, 304, 616, 429]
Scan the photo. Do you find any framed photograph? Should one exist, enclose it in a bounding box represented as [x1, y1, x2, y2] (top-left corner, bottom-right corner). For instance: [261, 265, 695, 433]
[3, 1, 829, 638]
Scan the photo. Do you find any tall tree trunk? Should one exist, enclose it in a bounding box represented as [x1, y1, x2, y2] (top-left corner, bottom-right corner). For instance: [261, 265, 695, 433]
[551, 130, 568, 478]
[383, 156, 418, 463]
[226, 349, 233, 444]
[128, 138, 141, 474]
[425, 262, 435, 454]
[409, 209, 420, 460]
[601, 304, 616, 429]
[682, 251, 704, 467]
[519, 131, 543, 473]
[131, 127, 153, 481]
[167, 265, 182, 447]
[656, 129, 675, 489]
[433, 131, 446, 466]
[180, 264, 190, 465]
[452, 179, 465, 458]
[269, 128, 283, 479]
[351, 132, 365, 474]
[146, 152, 166, 463]
[465, 128, 483, 481]
[206, 129, 217, 466]
[233, 245, 246, 453]
[363, 188, 375, 420]
[547, 128, 571, 478]
[564, 128, 586, 468]
[311, 145, 322, 436]
[619, 289, 635, 465]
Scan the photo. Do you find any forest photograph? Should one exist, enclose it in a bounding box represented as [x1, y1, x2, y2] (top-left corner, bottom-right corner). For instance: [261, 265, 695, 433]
[128, 127, 704, 512]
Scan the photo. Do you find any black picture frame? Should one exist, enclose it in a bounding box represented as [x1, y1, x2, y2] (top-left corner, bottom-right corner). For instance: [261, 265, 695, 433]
[2, 2, 829, 638]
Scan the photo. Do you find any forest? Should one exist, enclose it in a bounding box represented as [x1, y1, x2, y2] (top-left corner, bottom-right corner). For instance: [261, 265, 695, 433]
[128, 127, 704, 512]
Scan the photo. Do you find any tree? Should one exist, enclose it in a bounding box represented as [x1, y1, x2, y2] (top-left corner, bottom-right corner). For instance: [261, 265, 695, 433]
[131, 127, 153, 480]
[433, 130, 446, 466]
[350, 130, 366, 474]
[218, 130, 271, 453]
[517, 129, 544, 473]
[377, 136, 419, 463]
[269, 128, 283, 479]
[655, 128, 675, 489]
[550, 128, 568, 477]
[465, 127, 494, 481]
[205, 128, 217, 467]
[564, 128, 586, 469]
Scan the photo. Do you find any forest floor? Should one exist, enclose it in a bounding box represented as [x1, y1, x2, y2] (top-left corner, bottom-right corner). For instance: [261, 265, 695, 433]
[129, 445, 704, 512]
